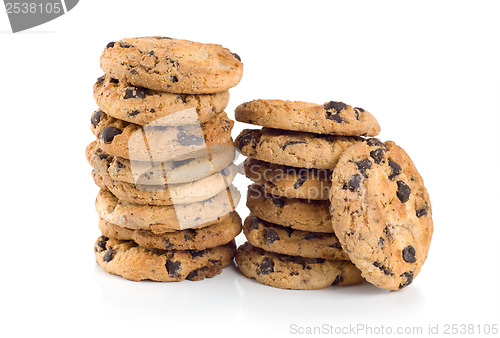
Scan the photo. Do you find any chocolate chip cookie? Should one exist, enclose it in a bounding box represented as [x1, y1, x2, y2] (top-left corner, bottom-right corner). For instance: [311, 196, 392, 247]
[95, 186, 240, 232]
[98, 211, 241, 251]
[235, 128, 359, 169]
[86, 141, 235, 185]
[330, 139, 433, 290]
[235, 99, 380, 136]
[94, 75, 230, 126]
[235, 242, 363, 290]
[95, 236, 236, 282]
[91, 110, 233, 162]
[100, 37, 243, 93]
[91, 163, 237, 206]
[246, 184, 333, 233]
[243, 214, 348, 260]
[244, 158, 331, 200]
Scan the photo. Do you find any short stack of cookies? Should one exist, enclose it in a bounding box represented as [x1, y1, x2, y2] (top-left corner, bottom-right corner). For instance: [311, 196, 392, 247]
[234, 100, 433, 290]
[86, 37, 244, 282]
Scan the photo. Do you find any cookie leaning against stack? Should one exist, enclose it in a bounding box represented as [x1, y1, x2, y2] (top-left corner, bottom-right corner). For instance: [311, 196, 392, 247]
[87, 36, 244, 282]
[234, 99, 433, 291]
[233, 99, 381, 289]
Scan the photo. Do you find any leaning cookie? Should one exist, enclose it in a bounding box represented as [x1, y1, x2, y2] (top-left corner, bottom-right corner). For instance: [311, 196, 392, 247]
[91, 163, 237, 205]
[95, 186, 240, 232]
[86, 141, 235, 186]
[235, 99, 380, 136]
[244, 158, 331, 200]
[243, 214, 348, 260]
[100, 37, 243, 94]
[330, 138, 433, 290]
[94, 75, 230, 126]
[246, 184, 333, 233]
[98, 211, 242, 251]
[235, 128, 359, 169]
[95, 236, 236, 282]
[91, 110, 233, 162]
[235, 242, 363, 290]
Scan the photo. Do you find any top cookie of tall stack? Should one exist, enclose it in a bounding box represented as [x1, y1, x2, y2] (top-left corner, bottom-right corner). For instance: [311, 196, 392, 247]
[100, 36, 243, 94]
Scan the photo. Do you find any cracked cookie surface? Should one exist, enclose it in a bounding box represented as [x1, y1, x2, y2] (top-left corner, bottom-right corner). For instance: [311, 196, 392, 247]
[235, 128, 359, 169]
[100, 37, 243, 93]
[94, 75, 230, 126]
[330, 139, 433, 290]
[95, 236, 236, 282]
[235, 99, 380, 136]
[235, 242, 363, 290]
[243, 214, 348, 260]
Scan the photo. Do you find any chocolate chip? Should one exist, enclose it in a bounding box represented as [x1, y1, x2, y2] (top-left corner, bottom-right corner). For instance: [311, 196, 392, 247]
[343, 174, 362, 191]
[281, 141, 306, 151]
[416, 204, 429, 218]
[265, 229, 280, 244]
[354, 107, 364, 120]
[378, 237, 385, 247]
[271, 196, 286, 208]
[388, 160, 402, 180]
[110, 78, 119, 84]
[249, 217, 260, 230]
[384, 226, 394, 242]
[293, 175, 308, 189]
[402, 246, 417, 263]
[231, 52, 241, 62]
[184, 233, 192, 242]
[177, 132, 204, 146]
[353, 158, 372, 177]
[190, 250, 204, 258]
[398, 271, 414, 289]
[256, 258, 274, 275]
[147, 51, 155, 57]
[103, 249, 115, 262]
[367, 138, 384, 147]
[124, 87, 147, 99]
[373, 261, 393, 276]
[324, 101, 347, 113]
[159, 36, 172, 39]
[106, 41, 115, 48]
[165, 260, 181, 276]
[96, 76, 105, 85]
[99, 127, 122, 143]
[171, 75, 179, 83]
[91, 110, 102, 127]
[236, 131, 255, 149]
[332, 274, 343, 286]
[119, 42, 133, 48]
[129, 68, 137, 75]
[96, 237, 108, 251]
[396, 181, 411, 203]
[370, 148, 384, 164]
[165, 57, 179, 67]
[164, 239, 174, 249]
[325, 111, 347, 123]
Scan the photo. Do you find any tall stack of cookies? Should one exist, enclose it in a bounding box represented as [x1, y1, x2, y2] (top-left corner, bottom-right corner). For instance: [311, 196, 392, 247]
[234, 100, 433, 290]
[86, 37, 244, 282]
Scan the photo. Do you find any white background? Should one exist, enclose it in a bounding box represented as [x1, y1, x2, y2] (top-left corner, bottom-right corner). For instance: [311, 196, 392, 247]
[1, 1, 499, 337]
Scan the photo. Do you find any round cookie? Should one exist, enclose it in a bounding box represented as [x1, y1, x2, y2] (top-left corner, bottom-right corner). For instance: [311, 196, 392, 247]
[235, 242, 363, 290]
[329, 138, 433, 290]
[235, 99, 380, 136]
[86, 141, 235, 185]
[98, 211, 242, 251]
[100, 37, 243, 94]
[95, 186, 240, 232]
[243, 214, 348, 260]
[244, 158, 331, 200]
[95, 236, 236, 282]
[235, 128, 359, 169]
[94, 75, 230, 126]
[91, 110, 233, 162]
[246, 184, 333, 233]
[91, 163, 237, 206]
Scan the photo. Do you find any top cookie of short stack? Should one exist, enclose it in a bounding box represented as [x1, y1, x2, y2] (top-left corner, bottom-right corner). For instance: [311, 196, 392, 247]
[100, 36, 243, 94]
[235, 99, 380, 136]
